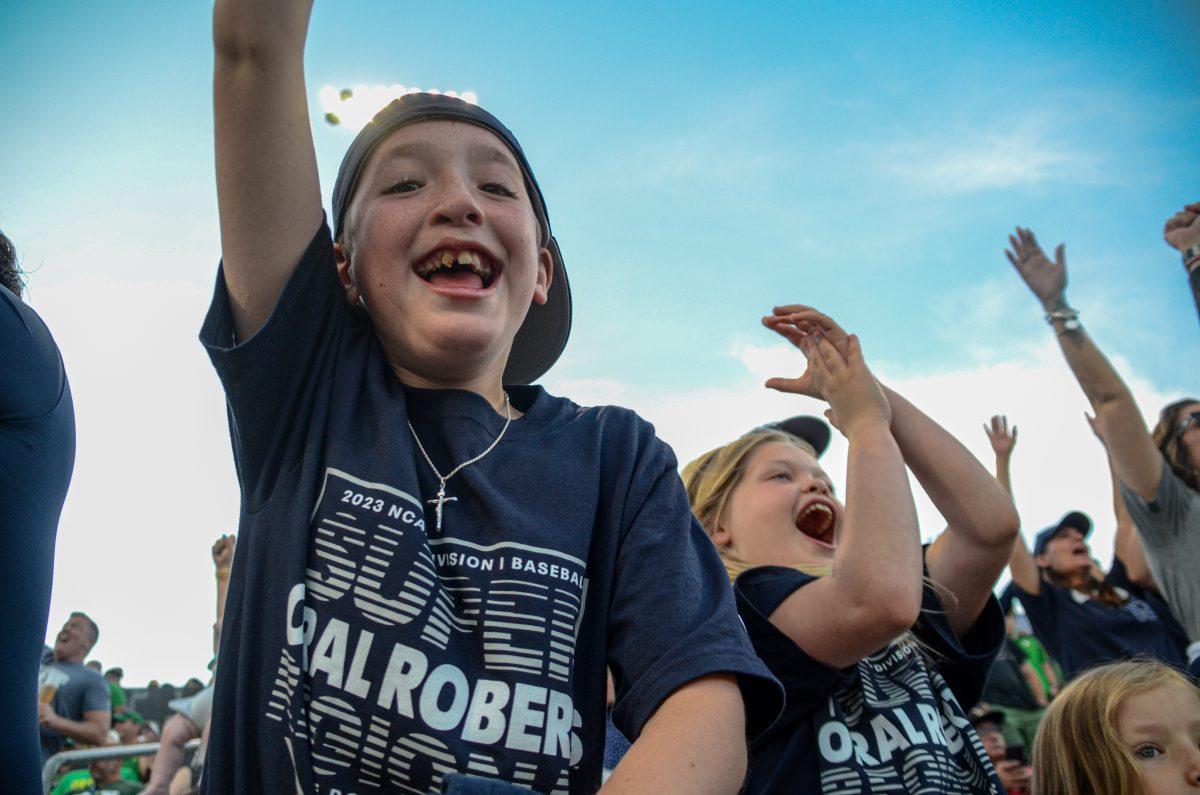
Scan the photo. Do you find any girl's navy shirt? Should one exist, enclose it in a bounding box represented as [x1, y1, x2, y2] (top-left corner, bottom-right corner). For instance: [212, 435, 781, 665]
[735, 560, 1005, 794]
[198, 222, 780, 794]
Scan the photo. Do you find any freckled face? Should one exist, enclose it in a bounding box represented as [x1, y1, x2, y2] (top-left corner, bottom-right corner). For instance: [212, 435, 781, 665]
[717, 442, 843, 568]
[339, 120, 552, 382]
[1116, 680, 1200, 792]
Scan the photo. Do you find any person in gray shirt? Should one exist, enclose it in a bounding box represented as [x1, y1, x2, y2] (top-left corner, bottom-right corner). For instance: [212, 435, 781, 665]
[1006, 224, 1200, 677]
[39, 612, 111, 761]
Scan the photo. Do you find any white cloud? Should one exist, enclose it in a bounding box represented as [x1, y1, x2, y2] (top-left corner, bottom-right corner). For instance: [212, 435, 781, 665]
[552, 339, 1180, 576]
[32, 277, 240, 686]
[880, 124, 1108, 195]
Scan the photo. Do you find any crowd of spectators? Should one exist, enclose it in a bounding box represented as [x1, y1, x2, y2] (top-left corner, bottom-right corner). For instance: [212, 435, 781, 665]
[5, 9, 1199, 788]
[33, 535, 232, 794]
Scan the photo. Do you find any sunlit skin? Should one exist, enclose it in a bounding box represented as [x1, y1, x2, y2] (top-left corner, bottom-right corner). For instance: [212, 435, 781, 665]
[712, 442, 844, 569]
[1116, 680, 1200, 792]
[1036, 527, 1093, 590]
[334, 120, 553, 402]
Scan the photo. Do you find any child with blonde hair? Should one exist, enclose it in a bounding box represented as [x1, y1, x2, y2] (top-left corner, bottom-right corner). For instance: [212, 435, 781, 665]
[682, 306, 1020, 793]
[1032, 659, 1200, 794]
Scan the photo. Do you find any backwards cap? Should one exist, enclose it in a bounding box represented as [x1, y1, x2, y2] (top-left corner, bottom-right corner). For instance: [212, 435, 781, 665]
[331, 93, 571, 385]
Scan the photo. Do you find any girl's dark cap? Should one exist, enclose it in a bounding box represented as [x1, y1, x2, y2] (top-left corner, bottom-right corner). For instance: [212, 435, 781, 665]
[331, 93, 570, 385]
[752, 415, 832, 457]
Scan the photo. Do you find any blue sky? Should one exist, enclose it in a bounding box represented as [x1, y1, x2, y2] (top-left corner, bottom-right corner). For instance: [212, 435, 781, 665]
[3, 1, 1197, 682]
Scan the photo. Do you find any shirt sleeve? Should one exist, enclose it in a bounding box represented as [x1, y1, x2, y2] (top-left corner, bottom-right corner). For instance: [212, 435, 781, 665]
[1119, 458, 1193, 549]
[733, 567, 846, 719]
[606, 427, 782, 742]
[912, 570, 1005, 711]
[199, 220, 352, 508]
[82, 674, 111, 714]
[0, 287, 68, 421]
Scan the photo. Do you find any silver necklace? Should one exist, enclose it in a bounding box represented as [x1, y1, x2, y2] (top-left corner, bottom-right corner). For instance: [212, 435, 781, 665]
[407, 391, 512, 532]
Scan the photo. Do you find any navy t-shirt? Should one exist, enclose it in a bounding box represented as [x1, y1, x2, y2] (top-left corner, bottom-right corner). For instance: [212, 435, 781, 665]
[1, 286, 75, 790]
[735, 561, 1005, 794]
[1013, 572, 1186, 681]
[198, 222, 780, 794]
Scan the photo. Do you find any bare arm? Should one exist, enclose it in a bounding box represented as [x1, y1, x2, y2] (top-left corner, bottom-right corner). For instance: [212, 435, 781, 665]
[42, 708, 110, 747]
[1018, 660, 1049, 708]
[1006, 228, 1162, 499]
[213, 0, 324, 341]
[212, 534, 236, 653]
[601, 674, 746, 794]
[886, 388, 1020, 638]
[985, 416, 1041, 596]
[1042, 661, 1060, 696]
[763, 328, 923, 669]
[1088, 415, 1158, 589]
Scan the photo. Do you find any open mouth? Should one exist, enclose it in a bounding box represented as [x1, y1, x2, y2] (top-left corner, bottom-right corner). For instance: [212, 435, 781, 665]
[414, 248, 500, 291]
[795, 499, 837, 547]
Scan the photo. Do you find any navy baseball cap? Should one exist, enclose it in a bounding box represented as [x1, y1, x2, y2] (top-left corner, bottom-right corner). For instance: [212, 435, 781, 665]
[752, 415, 832, 458]
[1032, 510, 1092, 556]
[331, 93, 570, 385]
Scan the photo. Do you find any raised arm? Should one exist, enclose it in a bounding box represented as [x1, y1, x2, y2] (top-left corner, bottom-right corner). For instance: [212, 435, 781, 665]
[882, 386, 1020, 638]
[212, 534, 236, 652]
[213, 0, 324, 341]
[1006, 228, 1162, 500]
[1163, 201, 1200, 323]
[766, 307, 1019, 637]
[1085, 413, 1156, 589]
[763, 324, 923, 669]
[984, 416, 1041, 597]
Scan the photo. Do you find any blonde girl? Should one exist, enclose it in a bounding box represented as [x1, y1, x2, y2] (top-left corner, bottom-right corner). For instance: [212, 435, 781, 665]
[682, 306, 1021, 794]
[1033, 659, 1200, 794]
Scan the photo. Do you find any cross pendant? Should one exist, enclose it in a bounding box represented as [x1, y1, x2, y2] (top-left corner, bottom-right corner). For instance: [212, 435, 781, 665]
[427, 480, 458, 532]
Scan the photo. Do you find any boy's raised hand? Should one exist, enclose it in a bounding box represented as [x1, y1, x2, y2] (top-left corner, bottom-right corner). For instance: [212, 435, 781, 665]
[806, 333, 891, 435]
[1005, 227, 1067, 310]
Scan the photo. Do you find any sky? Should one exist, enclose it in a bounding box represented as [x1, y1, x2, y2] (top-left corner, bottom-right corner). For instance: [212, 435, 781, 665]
[2, 1, 1197, 684]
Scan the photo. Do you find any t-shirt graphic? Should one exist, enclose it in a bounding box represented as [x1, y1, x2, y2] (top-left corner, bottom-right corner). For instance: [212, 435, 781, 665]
[814, 640, 996, 793]
[265, 468, 587, 792]
[735, 563, 1004, 794]
[198, 221, 780, 794]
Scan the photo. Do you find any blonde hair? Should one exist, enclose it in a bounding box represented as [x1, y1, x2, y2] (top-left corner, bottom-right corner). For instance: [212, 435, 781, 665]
[682, 429, 830, 581]
[1033, 660, 1199, 795]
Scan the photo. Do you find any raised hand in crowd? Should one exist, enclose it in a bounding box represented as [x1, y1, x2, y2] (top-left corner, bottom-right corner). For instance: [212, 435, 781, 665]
[984, 414, 1017, 495]
[1164, 201, 1200, 322]
[1005, 226, 1200, 678]
[769, 307, 1019, 636]
[1163, 201, 1200, 254]
[987, 413, 1188, 682]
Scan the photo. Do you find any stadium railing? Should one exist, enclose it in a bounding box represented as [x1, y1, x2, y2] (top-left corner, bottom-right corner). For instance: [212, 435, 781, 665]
[42, 738, 201, 794]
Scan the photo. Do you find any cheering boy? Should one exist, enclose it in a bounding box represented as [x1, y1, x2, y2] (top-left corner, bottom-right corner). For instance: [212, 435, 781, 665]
[201, 1, 778, 792]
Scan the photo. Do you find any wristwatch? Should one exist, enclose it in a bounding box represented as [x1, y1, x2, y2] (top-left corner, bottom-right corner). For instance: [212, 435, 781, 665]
[1045, 308, 1081, 332]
